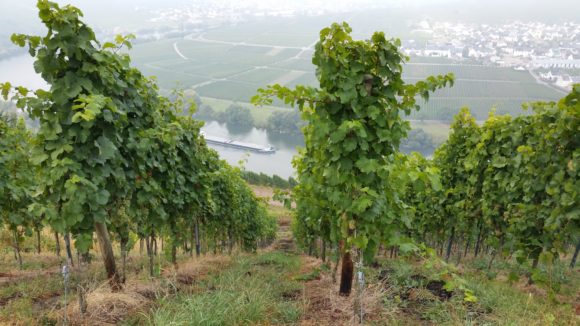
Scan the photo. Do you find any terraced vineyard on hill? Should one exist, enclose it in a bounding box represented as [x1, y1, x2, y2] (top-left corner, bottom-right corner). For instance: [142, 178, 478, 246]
[129, 25, 563, 121]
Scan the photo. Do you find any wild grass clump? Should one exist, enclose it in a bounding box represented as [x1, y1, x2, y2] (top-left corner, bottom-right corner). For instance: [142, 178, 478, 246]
[375, 257, 579, 325]
[147, 252, 304, 325]
[463, 274, 578, 325]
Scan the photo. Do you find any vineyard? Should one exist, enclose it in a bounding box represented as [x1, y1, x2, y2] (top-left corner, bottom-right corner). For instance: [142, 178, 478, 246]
[0, 1, 579, 325]
[1, 0, 275, 302]
[126, 23, 564, 122]
[132, 40, 563, 120]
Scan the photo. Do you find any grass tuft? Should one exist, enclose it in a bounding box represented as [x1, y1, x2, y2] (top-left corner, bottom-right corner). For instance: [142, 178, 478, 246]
[146, 252, 304, 326]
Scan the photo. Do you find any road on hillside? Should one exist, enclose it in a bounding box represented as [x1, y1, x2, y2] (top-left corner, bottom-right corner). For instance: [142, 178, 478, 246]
[177, 34, 318, 90]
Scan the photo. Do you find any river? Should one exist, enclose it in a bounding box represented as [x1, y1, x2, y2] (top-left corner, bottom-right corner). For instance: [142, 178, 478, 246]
[201, 121, 301, 178]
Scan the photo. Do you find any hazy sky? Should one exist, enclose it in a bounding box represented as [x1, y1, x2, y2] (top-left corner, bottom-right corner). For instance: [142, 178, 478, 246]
[2, 0, 578, 26]
[0, 0, 577, 45]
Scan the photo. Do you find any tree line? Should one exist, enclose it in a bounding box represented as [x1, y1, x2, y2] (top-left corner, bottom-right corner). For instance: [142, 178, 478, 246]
[194, 101, 306, 136]
[240, 171, 297, 189]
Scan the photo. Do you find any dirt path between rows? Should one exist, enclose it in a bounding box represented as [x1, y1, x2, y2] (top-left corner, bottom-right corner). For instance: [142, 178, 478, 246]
[260, 193, 385, 326]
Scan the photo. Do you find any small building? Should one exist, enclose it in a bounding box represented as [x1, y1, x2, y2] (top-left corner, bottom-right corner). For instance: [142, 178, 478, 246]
[423, 43, 452, 58]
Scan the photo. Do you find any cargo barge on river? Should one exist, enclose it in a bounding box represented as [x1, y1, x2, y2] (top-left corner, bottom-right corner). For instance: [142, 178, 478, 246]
[201, 132, 276, 154]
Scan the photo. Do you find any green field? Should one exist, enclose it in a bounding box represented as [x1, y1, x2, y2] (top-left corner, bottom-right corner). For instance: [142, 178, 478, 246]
[230, 68, 286, 83]
[128, 20, 565, 121]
